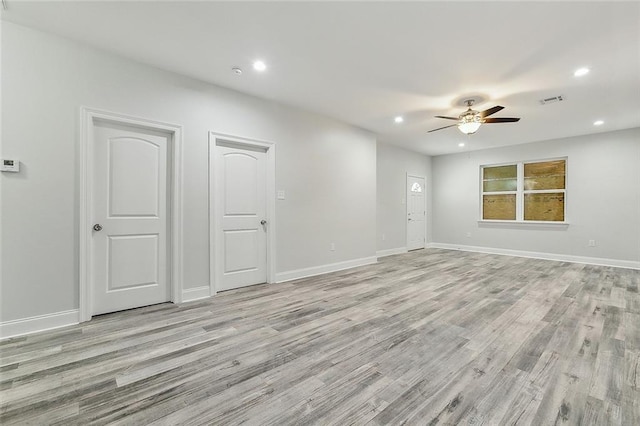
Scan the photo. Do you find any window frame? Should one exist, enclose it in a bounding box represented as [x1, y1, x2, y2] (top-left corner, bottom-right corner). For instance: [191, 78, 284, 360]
[480, 157, 568, 224]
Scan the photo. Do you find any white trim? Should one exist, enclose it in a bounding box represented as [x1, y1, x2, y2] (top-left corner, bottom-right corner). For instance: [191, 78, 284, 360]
[209, 132, 277, 295]
[276, 256, 378, 283]
[478, 220, 569, 229]
[79, 107, 183, 322]
[429, 243, 640, 270]
[376, 247, 408, 258]
[0, 310, 79, 340]
[181, 286, 211, 303]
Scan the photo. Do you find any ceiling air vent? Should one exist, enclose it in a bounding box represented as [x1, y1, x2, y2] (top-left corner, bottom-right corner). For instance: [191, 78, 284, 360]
[539, 95, 564, 105]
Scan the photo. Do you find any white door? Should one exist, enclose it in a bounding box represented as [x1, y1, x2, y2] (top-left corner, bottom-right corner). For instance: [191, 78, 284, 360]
[407, 175, 426, 251]
[91, 120, 170, 315]
[215, 144, 267, 291]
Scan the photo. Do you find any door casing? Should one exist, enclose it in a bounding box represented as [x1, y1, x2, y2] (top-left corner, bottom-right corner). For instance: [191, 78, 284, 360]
[209, 132, 276, 295]
[80, 107, 183, 322]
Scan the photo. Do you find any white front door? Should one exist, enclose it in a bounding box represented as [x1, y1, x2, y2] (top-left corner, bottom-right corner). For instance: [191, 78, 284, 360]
[407, 175, 426, 251]
[91, 120, 170, 315]
[215, 144, 267, 291]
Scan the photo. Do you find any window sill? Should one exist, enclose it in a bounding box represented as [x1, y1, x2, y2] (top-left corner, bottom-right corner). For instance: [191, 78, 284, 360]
[478, 220, 569, 230]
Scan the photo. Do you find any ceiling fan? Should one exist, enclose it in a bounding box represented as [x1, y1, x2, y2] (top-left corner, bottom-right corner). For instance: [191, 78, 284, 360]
[428, 99, 520, 135]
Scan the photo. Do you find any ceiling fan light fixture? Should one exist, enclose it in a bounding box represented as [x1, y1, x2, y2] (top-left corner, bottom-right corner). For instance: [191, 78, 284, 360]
[458, 122, 482, 134]
[428, 101, 519, 135]
[458, 110, 483, 134]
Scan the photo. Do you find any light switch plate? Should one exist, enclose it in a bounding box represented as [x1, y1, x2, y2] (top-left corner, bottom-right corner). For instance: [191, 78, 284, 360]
[277, 190, 285, 200]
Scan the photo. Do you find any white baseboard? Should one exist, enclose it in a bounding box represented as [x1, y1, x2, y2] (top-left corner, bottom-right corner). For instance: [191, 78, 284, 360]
[181, 286, 211, 303]
[0, 309, 79, 340]
[276, 256, 378, 283]
[376, 247, 408, 258]
[429, 243, 640, 270]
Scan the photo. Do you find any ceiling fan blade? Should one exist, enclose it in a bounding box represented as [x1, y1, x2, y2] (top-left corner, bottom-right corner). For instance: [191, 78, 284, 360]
[434, 115, 459, 120]
[480, 106, 505, 118]
[484, 117, 520, 123]
[428, 124, 458, 133]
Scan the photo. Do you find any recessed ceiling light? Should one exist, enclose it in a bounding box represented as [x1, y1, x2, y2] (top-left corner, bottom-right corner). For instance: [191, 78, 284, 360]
[458, 142, 465, 147]
[253, 60, 267, 72]
[593, 120, 604, 126]
[394, 116, 404, 123]
[574, 67, 590, 77]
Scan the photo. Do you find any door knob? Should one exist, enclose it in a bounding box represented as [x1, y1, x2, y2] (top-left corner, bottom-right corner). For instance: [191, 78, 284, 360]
[260, 220, 267, 225]
[93, 224, 103, 232]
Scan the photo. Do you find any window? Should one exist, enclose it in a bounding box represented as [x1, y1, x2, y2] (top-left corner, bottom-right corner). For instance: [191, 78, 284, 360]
[481, 158, 566, 222]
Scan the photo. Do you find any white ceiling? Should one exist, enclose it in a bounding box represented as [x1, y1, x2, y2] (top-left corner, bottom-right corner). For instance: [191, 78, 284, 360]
[3, 1, 639, 155]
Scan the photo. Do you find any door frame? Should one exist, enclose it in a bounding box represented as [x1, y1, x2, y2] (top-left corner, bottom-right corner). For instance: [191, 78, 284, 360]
[208, 132, 276, 295]
[406, 173, 426, 250]
[79, 107, 183, 322]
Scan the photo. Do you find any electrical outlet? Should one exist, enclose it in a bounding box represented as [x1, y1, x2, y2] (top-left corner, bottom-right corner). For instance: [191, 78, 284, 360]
[330, 242, 335, 251]
[382, 234, 386, 241]
[588, 240, 596, 247]
[466, 232, 472, 238]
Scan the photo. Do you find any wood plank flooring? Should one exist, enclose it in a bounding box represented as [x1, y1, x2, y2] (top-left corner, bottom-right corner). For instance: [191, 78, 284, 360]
[1, 249, 639, 425]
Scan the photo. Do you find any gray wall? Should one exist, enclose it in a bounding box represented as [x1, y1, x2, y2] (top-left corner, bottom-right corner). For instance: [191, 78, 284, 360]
[376, 143, 432, 253]
[431, 128, 640, 262]
[0, 23, 377, 322]
[2, 21, 637, 325]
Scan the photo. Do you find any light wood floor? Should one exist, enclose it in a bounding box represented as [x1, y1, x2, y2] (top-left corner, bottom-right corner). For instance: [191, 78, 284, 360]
[1, 249, 639, 425]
